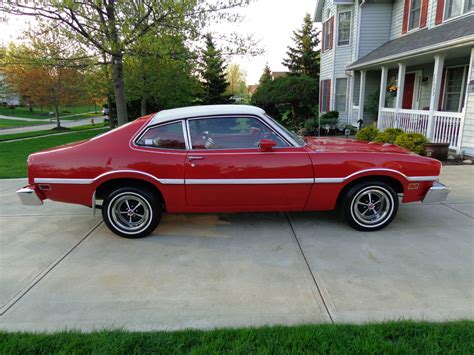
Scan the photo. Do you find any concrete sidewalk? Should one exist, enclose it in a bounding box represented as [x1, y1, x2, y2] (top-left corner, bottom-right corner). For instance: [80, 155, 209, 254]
[0, 116, 105, 135]
[0, 166, 472, 331]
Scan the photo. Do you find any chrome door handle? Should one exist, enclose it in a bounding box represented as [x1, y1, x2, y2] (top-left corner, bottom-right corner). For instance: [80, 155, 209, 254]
[188, 155, 205, 161]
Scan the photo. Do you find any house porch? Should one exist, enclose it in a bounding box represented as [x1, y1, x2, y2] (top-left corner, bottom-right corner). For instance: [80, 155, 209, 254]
[349, 45, 474, 153]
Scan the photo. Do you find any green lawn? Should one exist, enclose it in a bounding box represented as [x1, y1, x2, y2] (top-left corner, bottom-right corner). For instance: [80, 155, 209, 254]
[0, 321, 472, 354]
[0, 119, 45, 129]
[0, 105, 101, 120]
[0, 124, 106, 142]
[0, 128, 108, 178]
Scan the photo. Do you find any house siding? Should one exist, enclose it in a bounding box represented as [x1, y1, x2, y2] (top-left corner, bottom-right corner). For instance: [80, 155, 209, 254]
[390, 0, 405, 39]
[359, 3, 393, 57]
[461, 51, 474, 156]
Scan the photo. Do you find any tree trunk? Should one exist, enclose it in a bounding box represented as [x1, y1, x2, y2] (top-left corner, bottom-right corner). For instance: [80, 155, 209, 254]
[54, 105, 61, 129]
[111, 53, 128, 126]
[140, 96, 147, 116]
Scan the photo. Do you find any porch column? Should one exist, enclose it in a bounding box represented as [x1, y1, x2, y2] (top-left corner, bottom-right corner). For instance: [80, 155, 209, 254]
[377, 66, 388, 129]
[427, 54, 445, 140]
[358, 70, 366, 126]
[394, 62, 406, 128]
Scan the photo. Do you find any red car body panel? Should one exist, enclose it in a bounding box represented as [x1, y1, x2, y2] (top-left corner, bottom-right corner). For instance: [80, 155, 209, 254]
[25, 108, 442, 214]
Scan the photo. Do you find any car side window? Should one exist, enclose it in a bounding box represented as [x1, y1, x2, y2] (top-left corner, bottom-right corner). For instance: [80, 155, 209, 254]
[188, 117, 288, 149]
[137, 121, 186, 149]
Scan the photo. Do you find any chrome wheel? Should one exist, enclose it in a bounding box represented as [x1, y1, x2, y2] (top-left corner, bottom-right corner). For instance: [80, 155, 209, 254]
[107, 192, 153, 234]
[350, 186, 394, 228]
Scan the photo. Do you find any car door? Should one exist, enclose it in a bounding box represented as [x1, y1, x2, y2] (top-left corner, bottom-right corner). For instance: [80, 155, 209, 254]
[184, 115, 313, 210]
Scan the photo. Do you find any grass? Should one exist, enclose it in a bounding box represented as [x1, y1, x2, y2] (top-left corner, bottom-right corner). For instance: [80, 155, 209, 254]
[0, 321, 472, 354]
[0, 105, 101, 120]
[0, 124, 107, 142]
[0, 128, 108, 178]
[0, 118, 45, 129]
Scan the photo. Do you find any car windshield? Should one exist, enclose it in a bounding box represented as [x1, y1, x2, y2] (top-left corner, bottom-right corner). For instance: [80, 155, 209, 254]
[265, 114, 305, 146]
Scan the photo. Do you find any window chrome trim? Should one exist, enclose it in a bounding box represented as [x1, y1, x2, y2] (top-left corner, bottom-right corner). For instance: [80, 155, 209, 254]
[185, 114, 294, 150]
[134, 120, 188, 151]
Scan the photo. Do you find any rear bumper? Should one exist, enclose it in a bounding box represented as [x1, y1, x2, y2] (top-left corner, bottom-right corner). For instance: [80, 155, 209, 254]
[423, 182, 450, 203]
[16, 187, 43, 206]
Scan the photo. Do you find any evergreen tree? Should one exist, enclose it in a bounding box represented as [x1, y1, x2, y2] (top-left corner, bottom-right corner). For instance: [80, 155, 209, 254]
[259, 63, 272, 85]
[199, 34, 231, 105]
[282, 14, 320, 80]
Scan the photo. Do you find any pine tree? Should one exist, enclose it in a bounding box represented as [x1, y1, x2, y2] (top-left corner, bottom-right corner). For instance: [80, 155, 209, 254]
[282, 14, 320, 79]
[259, 63, 272, 85]
[199, 34, 231, 105]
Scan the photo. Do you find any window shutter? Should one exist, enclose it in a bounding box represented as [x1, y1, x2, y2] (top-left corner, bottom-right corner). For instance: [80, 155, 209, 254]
[326, 80, 331, 111]
[329, 16, 334, 49]
[321, 22, 326, 52]
[420, 0, 429, 27]
[402, 0, 410, 34]
[435, 0, 445, 24]
[319, 80, 323, 110]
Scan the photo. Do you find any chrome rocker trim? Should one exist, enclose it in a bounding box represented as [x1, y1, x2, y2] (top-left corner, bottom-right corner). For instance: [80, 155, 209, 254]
[16, 187, 43, 206]
[422, 182, 451, 203]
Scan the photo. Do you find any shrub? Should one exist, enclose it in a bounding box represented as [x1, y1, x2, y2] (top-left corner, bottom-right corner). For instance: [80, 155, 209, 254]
[356, 126, 380, 141]
[394, 133, 429, 154]
[375, 128, 405, 144]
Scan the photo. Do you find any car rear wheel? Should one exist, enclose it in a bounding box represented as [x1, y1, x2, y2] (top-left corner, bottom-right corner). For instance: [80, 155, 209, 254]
[102, 187, 162, 238]
[343, 181, 398, 231]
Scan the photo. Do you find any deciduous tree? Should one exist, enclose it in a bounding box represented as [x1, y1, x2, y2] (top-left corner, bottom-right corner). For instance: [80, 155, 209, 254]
[2, 30, 89, 128]
[1, 0, 252, 125]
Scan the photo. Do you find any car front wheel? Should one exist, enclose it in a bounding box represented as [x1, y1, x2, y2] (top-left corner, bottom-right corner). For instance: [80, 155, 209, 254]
[343, 181, 398, 231]
[102, 187, 162, 238]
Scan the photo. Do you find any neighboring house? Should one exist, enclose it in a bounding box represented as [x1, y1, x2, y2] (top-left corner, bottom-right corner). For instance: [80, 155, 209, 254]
[314, 0, 474, 155]
[0, 74, 20, 106]
[271, 71, 289, 80]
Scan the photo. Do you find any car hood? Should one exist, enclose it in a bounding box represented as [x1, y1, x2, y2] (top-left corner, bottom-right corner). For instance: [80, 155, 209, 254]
[304, 137, 411, 154]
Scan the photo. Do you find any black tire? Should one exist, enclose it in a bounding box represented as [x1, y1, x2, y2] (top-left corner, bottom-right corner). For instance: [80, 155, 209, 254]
[102, 186, 162, 238]
[343, 181, 399, 231]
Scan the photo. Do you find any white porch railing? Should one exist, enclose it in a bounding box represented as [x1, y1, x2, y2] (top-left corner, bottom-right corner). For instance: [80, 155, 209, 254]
[378, 108, 462, 149]
[349, 106, 359, 126]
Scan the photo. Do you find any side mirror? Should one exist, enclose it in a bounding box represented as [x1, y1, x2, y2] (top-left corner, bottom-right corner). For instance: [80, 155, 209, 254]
[259, 139, 276, 152]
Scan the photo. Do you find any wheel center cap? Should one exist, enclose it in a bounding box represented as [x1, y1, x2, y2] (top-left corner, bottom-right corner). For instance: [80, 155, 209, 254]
[127, 209, 134, 216]
[368, 203, 375, 209]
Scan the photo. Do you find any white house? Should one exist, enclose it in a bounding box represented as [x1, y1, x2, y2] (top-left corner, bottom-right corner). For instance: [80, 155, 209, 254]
[314, 0, 474, 155]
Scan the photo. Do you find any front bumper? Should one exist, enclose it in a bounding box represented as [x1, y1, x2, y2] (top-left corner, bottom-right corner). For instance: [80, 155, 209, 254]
[16, 187, 43, 206]
[422, 182, 450, 203]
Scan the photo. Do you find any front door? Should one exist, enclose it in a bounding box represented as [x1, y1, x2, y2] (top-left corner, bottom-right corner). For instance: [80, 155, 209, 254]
[184, 116, 313, 210]
[402, 73, 416, 109]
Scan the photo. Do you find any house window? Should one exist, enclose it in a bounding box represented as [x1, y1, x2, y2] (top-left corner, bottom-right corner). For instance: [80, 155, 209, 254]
[409, 0, 422, 30]
[335, 78, 347, 113]
[445, 0, 463, 18]
[443, 66, 467, 112]
[321, 80, 330, 112]
[465, 0, 474, 11]
[322, 18, 333, 52]
[337, 12, 351, 46]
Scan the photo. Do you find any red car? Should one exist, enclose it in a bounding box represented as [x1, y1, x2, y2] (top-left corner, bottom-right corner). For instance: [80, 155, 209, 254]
[17, 105, 450, 238]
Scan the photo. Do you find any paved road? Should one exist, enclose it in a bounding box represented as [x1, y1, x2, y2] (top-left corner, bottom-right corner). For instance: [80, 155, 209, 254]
[0, 115, 106, 135]
[0, 166, 472, 331]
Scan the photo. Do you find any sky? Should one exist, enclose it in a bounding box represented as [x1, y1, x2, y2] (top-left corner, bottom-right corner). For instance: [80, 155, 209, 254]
[0, 0, 318, 85]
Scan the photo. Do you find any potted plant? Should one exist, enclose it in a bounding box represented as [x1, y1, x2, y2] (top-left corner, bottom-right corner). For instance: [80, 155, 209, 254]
[423, 142, 450, 161]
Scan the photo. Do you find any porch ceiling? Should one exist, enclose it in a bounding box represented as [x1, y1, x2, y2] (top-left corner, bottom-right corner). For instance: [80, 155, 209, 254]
[347, 14, 474, 71]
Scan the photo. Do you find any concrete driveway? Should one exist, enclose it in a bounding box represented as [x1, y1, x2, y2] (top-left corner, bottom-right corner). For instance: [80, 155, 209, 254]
[0, 166, 472, 331]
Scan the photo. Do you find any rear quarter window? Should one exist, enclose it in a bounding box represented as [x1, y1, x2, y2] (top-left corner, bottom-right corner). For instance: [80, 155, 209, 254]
[136, 121, 186, 149]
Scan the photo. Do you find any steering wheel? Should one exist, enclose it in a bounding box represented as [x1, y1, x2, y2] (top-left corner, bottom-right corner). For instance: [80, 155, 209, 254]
[199, 131, 216, 149]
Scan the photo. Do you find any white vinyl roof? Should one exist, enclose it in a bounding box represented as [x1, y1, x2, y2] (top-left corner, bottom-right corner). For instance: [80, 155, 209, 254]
[149, 105, 265, 125]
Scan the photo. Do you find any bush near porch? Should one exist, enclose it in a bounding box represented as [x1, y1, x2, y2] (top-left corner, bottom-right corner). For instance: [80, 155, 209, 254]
[356, 126, 429, 155]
